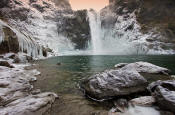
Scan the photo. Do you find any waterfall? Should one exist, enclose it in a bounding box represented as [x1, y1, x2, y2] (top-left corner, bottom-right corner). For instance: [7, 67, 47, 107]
[87, 10, 138, 55]
[88, 9, 103, 54]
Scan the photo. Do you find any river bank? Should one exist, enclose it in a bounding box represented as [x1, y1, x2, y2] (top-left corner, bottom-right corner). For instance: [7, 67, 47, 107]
[0, 53, 58, 115]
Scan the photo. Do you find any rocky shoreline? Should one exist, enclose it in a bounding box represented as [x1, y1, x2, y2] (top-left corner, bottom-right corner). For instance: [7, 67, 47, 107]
[0, 53, 58, 115]
[0, 53, 174, 115]
[81, 62, 175, 115]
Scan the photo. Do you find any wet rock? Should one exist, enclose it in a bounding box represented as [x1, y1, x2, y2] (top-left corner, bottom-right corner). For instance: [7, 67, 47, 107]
[113, 99, 128, 112]
[0, 61, 14, 68]
[81, 69, 148, 100]
[148, 80, 175, 113]
[42, 47, 48, 57]
[114, 63, 128, 68]
[130, 96, 156, 106]
[13, 54, 33, 63]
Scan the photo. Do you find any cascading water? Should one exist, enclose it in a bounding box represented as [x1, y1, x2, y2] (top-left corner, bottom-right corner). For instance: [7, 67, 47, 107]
[88, 9, 103, 54]
[87, 10, 139, 55]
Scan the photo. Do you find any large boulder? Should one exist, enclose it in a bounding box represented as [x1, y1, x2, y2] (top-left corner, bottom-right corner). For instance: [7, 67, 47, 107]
[81, 69, 148, 100]
[81, 62, 172, 100]
[148, 80, 175, 113]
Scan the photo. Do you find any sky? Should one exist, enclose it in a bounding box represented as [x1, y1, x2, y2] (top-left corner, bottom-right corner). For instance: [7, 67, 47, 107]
[69, 0, 109, 11]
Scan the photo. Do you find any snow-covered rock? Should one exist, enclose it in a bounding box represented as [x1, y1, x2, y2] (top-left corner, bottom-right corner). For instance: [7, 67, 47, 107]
[147, 80, 175, 113]
[100, 0, 175, 55]
[0, 19, 44, 58]
[115, 62, 170, 75]
[129, 96, 156, 106]
[81, 62, 171, 101]
[0, 57, 57, 115]
[81, 69, 148, 100]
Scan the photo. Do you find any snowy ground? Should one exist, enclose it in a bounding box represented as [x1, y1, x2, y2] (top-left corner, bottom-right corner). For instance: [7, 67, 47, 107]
[0, 53, 58, 115]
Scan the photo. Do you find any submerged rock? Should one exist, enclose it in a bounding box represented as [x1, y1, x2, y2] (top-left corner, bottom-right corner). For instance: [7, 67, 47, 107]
[81, 69, 148, 100]
[148, 80, 175, 113]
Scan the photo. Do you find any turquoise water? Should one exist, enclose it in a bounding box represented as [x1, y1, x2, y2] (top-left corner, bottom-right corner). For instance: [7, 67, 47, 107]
[35, 55, 175, 94]
[34, 55, 175, 115]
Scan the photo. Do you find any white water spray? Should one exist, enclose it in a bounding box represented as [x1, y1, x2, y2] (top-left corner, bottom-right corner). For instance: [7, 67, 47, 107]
[109, 106, 160, 115]
[88, 10, 103, 54]
[87, 10, 139, 55]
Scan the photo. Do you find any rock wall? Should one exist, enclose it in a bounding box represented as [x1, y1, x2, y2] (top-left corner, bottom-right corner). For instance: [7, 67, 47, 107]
[0, 0, 91, 55]
[101, 0, 175, 54]
[57, 10, 91, 49]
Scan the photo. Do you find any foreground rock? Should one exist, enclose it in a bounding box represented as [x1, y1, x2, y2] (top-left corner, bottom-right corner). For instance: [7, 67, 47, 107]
[0, 56, 58, 115]
[0, 93, 57, 115]
[81, 62, 171, 100]
[81, 69, 148, 100]
[129, 96, 156, 106]
[148, 80, 175, 113]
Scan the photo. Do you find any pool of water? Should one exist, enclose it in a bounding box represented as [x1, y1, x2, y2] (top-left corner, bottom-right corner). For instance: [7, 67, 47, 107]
[34, 55, 175, 115]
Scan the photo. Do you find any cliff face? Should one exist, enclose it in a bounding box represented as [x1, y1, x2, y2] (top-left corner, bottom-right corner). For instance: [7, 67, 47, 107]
[57, 10, 91, 49]
[52, 0, 71, 9]
[137, 0, 175, 44]
[0, 0, 90, 56]
[100, 0, 175, 54]
[1, 0, 175, 55]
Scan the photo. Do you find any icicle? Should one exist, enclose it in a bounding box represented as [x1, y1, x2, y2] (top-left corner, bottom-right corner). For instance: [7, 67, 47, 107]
[0, 19, 43, 58]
